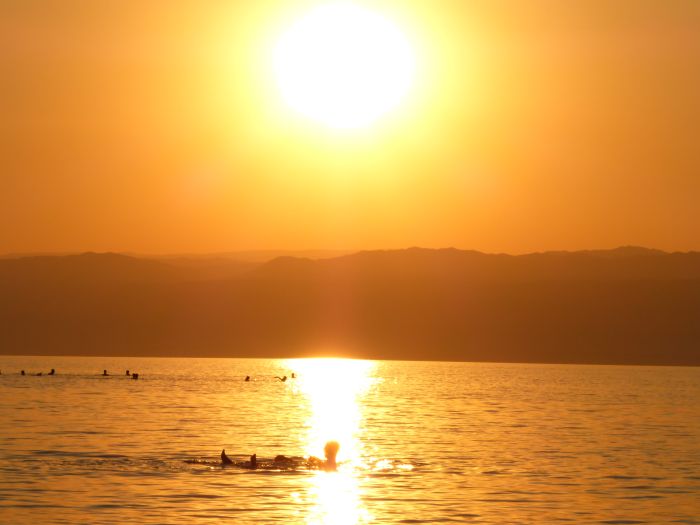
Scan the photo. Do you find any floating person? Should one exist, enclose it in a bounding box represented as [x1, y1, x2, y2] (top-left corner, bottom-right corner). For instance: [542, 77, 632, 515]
[102, 370, 108, 376]
[21, 370, 25, 376]
[271, 442, 338, 471]
[131, 373, 139, 380]
[291, 372, 296, 379]
[275, 375, 288, 382]
[48, 369, 55, 375]
[126, 370, 130, 376]
[245, 376, 250, 382]
[216, 441, 339, 471]
[220, 450, 257, 469]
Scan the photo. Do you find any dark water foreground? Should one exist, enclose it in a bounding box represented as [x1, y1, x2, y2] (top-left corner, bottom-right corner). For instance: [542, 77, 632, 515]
[0, 356, 698, 524]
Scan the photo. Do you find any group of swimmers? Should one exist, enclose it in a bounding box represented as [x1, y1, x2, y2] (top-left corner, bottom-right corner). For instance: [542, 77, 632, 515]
[6, 368, 299, 381]
[3, 368, 140, 379]
[5, 368, 56, 376]
[244, 372, 296, 382]
[102, 369, 139, 379]
[219, 440, 340, 472]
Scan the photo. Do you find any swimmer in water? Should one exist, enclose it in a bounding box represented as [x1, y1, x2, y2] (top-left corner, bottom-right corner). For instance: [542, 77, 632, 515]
[245, 376, 250, 382]
[102, 370, 108, 376]
[275, 375, 288, 382]
[217, 441, 339, 471]
[308, 441, 339, 471]
[48, 369, 55, 375]
[274, 441, 340, 471]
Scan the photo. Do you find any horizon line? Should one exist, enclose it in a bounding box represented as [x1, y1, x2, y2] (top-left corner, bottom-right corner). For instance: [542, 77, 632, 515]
[2, 244, 699, 260]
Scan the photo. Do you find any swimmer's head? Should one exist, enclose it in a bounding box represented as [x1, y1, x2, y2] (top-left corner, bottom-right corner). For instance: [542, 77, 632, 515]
[324, 441, 340, 461]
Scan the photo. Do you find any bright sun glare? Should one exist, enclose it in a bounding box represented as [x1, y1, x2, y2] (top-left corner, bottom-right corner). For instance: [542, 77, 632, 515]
[274, 2, 415, 130]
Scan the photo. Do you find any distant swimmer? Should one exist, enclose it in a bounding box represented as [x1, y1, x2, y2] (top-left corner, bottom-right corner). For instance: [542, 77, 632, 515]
[275, 375, 288, 382]
[245, 376, 250, 382]
[48, 369, 55, 376]
[291, 373, 296, 379]
[21, 370, 25, 376]
[36, 372, 43, 376]
[131, 373, 139, 380]
[103, 370, 108, 376]
[126, 370, 130, 376]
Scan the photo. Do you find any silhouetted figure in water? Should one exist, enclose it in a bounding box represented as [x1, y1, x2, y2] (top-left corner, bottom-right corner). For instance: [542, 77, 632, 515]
[131, 373, 139, 380]
[21, 370, 25, 376]
[102, 370, 108, 376]
[219, 450, 256, 468]
[273, 441, 339, 471]
[221, 449, 234, 465]
[291, 373, 296, 379]
[218, 441, 340, 471]
[220, 450, 258, 469]
[126, 370, 130, 376]
[315, 440, 339, 471]
[48, 369, 55, 375]
[245, 376, 250, 382]
[36, 372, 42, 376]
[275, 375, 288, 382]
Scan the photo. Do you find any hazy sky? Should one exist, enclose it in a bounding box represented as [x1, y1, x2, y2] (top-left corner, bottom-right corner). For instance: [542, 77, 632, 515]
[2, 0, 699, 254]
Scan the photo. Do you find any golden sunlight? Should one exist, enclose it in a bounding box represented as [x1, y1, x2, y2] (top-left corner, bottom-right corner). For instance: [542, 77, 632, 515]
[287, 357, 375, 458]
[273, 2, 415, 130]
[287, 358, 376, 525]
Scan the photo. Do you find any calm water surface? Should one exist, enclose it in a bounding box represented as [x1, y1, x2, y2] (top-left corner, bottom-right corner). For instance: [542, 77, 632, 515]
[0, 356, 698, 524]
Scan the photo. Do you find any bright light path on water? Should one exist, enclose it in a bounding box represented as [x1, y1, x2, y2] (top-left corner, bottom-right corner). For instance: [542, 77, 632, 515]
[286, 358, 376, 525]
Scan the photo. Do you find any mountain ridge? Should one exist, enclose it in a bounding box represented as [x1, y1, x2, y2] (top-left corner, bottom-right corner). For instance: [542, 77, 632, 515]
[1, 246, 698, 365]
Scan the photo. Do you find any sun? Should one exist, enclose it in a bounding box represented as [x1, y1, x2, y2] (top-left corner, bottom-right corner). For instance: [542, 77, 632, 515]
[273, 2, 415, 130]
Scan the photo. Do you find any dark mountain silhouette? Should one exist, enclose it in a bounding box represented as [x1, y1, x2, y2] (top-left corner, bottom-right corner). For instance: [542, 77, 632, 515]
[254, 246, 700, 282]
[0, 247, 698, 365]
[0, 252, 183, 285]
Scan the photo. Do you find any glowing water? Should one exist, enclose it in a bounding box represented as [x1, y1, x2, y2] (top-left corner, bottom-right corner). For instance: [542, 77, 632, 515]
[0, 356, 698, 524]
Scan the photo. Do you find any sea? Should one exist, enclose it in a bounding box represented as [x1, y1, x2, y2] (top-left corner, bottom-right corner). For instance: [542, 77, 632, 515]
[0, 356, 698, 524]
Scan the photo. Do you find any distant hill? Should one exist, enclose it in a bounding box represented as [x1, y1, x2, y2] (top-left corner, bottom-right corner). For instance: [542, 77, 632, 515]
[0, 247, 698, 365]
[255, 246, 700, 282]
[145, 249, 353, 262]
[0, 252, 184, 285]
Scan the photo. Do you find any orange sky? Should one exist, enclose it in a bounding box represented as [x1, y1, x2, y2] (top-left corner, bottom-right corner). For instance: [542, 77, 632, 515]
[2, 0, 699, 254]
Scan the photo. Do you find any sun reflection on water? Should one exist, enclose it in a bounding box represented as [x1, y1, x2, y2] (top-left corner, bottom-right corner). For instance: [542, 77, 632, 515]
[286, 358, 376, 525]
